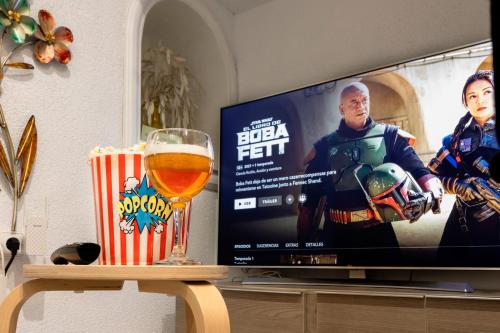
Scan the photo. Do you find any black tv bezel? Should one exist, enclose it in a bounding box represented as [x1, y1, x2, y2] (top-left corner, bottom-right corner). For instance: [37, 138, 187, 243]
[217, 39, 498, 270]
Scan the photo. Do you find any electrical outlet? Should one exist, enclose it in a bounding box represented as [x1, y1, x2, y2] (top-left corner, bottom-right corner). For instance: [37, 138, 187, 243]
[0, 232, 24, 255]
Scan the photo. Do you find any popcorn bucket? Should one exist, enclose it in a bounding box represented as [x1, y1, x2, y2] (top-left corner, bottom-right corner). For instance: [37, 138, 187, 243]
[89, 148, 190, 265]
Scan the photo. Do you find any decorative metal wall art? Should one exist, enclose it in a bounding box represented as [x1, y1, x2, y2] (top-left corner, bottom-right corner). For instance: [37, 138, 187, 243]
[0, 3, 73, 231]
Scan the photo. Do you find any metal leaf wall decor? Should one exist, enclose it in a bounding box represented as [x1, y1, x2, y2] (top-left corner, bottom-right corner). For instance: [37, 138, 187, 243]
[17, 118, 37, 198]
[0, 139, 13, 186]
[0, 6, 73, 232]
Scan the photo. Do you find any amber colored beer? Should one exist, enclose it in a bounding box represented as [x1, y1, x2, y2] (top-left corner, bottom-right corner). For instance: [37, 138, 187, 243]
[145, 151, 212, 200]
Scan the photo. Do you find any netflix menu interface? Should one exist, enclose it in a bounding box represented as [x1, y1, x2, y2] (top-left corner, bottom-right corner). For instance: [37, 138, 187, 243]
[218, 93, 337, 266]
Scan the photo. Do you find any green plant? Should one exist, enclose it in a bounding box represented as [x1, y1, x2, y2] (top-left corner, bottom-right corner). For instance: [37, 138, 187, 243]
[141, 43, 199, 130]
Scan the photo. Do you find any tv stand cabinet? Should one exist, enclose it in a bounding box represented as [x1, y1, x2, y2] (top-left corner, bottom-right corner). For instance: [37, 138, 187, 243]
[176, 282, 500, 332]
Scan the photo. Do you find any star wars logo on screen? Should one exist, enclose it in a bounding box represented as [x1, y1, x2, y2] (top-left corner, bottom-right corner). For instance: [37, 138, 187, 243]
[236, 118, 290, 161]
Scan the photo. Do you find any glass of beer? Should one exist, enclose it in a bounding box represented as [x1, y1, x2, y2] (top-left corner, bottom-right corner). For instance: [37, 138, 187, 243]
[144, 128, 214, 265]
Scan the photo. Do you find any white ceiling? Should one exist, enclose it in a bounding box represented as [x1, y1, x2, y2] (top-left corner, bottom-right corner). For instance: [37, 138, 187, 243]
[215, 0, 274, 14]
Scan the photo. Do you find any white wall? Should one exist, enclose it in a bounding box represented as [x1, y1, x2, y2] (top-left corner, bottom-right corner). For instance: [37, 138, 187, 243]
[234, 0, 491, 101]
[204, 0, 236, 55]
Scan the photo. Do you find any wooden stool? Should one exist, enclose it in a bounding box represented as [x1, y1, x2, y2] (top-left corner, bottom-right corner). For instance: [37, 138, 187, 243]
[0, 265, 230, 333]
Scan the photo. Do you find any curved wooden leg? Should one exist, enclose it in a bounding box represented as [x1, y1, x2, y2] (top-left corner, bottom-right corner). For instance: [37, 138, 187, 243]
[0, 279, 124, 333]
[138, 280, 230, 333]
[184, 300, 196, 333]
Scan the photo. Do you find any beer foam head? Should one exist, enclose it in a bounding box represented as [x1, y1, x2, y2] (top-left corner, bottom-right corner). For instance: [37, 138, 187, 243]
[144, 143, 212, 158]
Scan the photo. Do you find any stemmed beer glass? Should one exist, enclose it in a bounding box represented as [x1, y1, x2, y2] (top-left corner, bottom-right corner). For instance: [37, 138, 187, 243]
[145, 128, 214, 265]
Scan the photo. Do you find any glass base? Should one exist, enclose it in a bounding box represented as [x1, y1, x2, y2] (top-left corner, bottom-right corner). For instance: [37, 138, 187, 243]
[155, 255, 201, 265]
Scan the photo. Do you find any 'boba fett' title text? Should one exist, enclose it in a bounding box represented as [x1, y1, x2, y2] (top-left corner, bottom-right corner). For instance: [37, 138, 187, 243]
[236, 117, 289, 161]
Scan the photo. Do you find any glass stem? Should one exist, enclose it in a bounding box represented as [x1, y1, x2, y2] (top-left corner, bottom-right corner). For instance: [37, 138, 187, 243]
[171, 202, 186, 257]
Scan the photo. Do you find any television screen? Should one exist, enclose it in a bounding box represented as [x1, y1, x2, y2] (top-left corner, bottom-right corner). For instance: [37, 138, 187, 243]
[218, 41, 498, 267]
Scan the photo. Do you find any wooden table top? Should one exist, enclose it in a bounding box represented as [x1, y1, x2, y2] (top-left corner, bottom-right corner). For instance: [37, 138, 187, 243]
[23, 264, 228, 281]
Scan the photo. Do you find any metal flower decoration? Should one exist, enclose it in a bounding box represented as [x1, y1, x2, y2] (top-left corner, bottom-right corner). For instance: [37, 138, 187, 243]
[0, 6, 73, 232]
[34, 10, 73, 64]
[0, 0, 36, 43]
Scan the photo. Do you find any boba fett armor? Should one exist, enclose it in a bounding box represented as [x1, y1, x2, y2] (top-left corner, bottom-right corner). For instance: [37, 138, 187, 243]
[297, 117, 442, 244]
[362, 163, 432, 222]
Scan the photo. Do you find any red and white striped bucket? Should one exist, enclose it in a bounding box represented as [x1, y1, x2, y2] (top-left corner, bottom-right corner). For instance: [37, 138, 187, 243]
[89, 149, 190, 265]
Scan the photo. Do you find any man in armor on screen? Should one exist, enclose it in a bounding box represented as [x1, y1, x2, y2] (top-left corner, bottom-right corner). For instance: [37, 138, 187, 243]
[296, 82, 443, 262]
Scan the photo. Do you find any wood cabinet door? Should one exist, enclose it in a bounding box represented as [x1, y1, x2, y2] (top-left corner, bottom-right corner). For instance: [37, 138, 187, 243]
[316, 292, 426, 333]
[220, 288, 305, 333]
[427, 297, 500, 333]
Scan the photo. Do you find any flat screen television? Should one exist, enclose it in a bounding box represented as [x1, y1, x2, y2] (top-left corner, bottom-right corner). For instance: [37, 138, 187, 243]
[218, 40, 498, 268]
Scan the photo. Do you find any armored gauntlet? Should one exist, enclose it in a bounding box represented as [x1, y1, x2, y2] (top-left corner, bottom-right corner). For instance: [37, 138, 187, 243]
[440, 176, 483, 202]
[403, 175, 444, 222]
[417, 174, 444, 213]
[404, 191, 434, 222]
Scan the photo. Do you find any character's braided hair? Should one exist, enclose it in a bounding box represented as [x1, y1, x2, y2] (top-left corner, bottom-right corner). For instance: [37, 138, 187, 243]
[450, 70, 494, 156]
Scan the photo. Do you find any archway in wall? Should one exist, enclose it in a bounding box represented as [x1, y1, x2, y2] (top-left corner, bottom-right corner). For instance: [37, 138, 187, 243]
[361, 72, 431, 156]
[140, 0, 236, 167]
[124, 0, 237, 266]
[123, 0, 237, 156]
